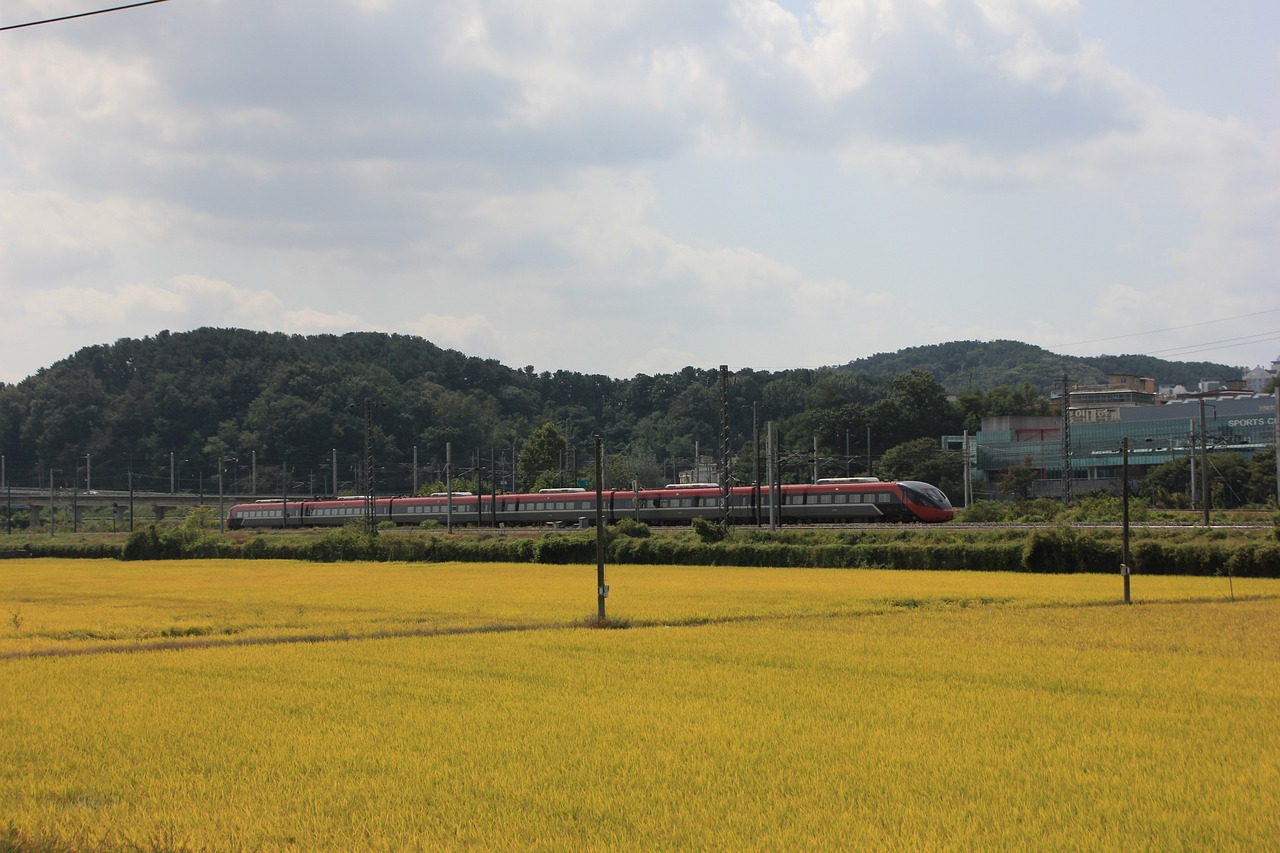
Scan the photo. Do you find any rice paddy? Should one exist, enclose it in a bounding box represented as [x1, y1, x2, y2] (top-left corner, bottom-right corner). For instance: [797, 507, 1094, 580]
[2, 559, 1277, 850]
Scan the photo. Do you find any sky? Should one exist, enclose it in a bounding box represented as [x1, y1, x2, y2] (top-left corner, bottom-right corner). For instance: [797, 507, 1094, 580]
[1, 0, 1278, 385]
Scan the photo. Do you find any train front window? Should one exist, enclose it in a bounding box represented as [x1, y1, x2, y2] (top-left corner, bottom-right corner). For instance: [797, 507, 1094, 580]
[900, 482, 953, 509]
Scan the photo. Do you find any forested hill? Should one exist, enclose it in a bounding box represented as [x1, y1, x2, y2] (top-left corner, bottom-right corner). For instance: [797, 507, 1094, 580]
[0, 328, 1246, 496]
[842, 340, 1240, 394]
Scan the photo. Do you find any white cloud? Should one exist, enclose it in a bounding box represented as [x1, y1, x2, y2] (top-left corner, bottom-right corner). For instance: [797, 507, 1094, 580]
[409, 312, 500, 355]
[282, 308, 368, 334]
[0, 0, 1276, 383]
[11, 275, 282, 331]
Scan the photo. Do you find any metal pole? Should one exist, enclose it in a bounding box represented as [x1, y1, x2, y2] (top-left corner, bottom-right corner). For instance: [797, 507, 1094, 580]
[128, 463, 134, 533]
[446, 442, 453, 534]
[170, 451, 175, 494]
[866, 426, 872, 478]
[252, 449, 257, 495]
[762, 417, 773, 525]
[85, 454, 91, 493]
[491, 447, 498, 527]
[1061, 373, 1073, 504]
[720, 365, 730, 526]
[364, 399, 376, 536]
[218, 457, 224, 533]
[595, 435, 607, 623]
[752, 403, 760, 526]
[1121, 437, 1131, 605]
[49, 468, 55, 536]
[1188, 419, 1197, 510]
[413, 445, 419, 496]
[1200, 398, 1210, 525]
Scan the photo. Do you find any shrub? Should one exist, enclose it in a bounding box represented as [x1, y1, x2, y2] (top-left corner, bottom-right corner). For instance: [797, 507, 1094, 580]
[691, 517, 727, 543]
[612, 518, 651, 538]
[1014, 498, 1066, 523]
[534, 532, 594, 564]
[958, 501, 1009, 523]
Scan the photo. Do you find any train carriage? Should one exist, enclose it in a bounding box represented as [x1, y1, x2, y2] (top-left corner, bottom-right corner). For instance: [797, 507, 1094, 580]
[227, 478, 953, 530]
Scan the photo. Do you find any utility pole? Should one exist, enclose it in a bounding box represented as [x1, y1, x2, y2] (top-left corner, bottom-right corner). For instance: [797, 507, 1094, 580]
[363, 398, 377, 536]
[595, 435, 607, 623]
[1200, 397, 1211, 525]
[866, 426, 872, 478]
[767, 421, 776, 530]
[219, 457, 236, 533]
[1188, 419, 1197, 511]
[1121, 436, 1131, 605]
[751, 402, 760, 526]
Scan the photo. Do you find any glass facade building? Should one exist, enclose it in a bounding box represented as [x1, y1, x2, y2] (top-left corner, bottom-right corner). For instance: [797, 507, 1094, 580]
[971, 394, 1278, 498]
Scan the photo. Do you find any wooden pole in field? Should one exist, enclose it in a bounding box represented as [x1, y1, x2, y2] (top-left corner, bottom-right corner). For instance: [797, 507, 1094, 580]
[1121, 437, 1131, 605]
[595, 435, 607, 623]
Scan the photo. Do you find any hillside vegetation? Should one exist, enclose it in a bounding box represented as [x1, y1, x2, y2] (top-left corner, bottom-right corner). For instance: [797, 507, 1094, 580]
[0, 329, 1243, 500]
[843, 339, 1239, 394]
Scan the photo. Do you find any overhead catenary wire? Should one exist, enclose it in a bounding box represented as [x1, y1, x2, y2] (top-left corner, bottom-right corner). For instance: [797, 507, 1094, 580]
[0, 0, 172, 32]
[1054, 307, 1280, 350]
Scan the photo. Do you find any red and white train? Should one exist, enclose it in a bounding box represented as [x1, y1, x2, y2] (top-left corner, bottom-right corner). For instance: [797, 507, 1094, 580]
[227, 478, 954, 529]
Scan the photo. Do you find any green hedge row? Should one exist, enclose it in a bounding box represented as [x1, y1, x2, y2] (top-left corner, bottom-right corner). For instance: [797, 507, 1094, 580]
[13, 525, 1280, 578]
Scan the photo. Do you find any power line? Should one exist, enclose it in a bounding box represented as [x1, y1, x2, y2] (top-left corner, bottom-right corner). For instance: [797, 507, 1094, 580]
[1141, 331, 1280, 360]
[0, 0, 172, 32]
[1055, 307, 1280, 350]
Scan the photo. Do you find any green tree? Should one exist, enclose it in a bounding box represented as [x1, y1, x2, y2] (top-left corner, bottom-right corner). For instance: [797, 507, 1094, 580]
[868, 369, 961, 450]
[997, 456, 1040, 501]
[1140, 457, 1192, 507]
[878, 437, 964, 502]
[1247, 448, 1276, 506]
[518, 423, 568, 490]
[1203, 451, 1252, 508]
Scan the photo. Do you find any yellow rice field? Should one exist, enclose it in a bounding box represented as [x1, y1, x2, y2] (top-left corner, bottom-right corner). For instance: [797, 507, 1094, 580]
[2, 559, 1278, 850]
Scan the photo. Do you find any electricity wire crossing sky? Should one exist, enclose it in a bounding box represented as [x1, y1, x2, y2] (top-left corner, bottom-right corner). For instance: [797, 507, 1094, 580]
[1, 0, 1277, 383]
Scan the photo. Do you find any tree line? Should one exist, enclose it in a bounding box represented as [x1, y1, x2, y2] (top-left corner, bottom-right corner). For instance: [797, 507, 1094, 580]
[4, 328, 1260, 506]
[0, 328, 1070, 501]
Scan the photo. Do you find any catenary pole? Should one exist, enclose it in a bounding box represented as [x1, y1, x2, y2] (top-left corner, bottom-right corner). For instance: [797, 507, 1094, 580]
[1200, 398, 1210, 525]
[1061, 373, 1072, 504]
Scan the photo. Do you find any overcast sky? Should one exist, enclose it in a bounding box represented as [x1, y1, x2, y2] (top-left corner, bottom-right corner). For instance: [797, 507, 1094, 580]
[2, 0, 1277, 384]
